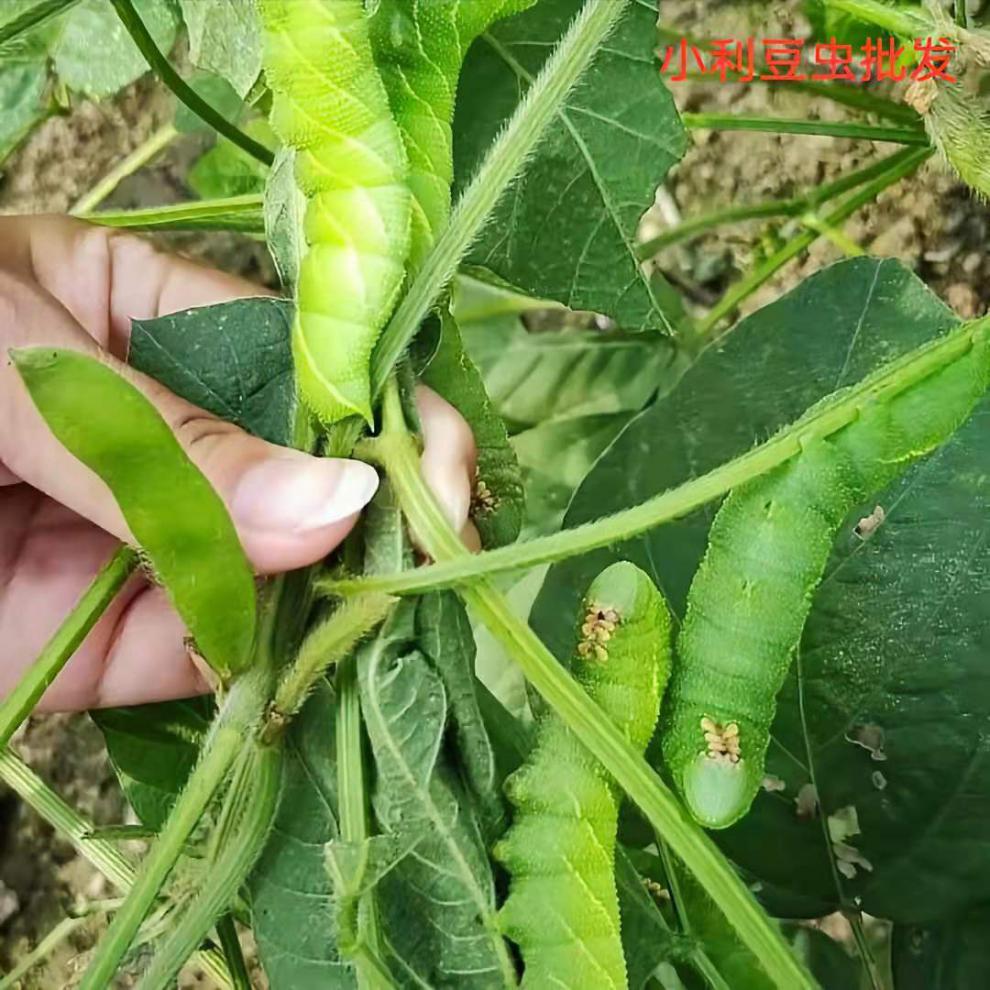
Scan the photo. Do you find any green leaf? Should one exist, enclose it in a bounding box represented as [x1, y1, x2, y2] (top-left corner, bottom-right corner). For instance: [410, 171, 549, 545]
[891, 904, 990, 989]
[54, 0, 178, 98]
[173, 70, 243, 134]
[415, 592, 506, 842]
[12, 348, 257, 678]
[264, 146, 306, 290]
[187, 118, 274, 199]
[178, 0, 262, 97]
[533, 257, 990, 923]
[453, 0, 687, 333]
[130, 297, 295, 446]
[359, 633, 515, 988]
[0, 58, 48, 165]
[90, 698, 212, 828]
[250, 682, 357, 989]
[421, 310, 524, 548]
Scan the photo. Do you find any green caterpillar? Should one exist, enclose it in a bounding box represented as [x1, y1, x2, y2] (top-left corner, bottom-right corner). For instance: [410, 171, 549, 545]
[496, 561, 672, 988]
[662, 326, 990, 830]
[368, 0, 537, 267]
[259, 0, 411, 424]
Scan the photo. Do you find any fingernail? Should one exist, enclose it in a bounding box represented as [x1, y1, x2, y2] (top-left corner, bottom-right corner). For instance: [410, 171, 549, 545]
[233, 453, 379, 533]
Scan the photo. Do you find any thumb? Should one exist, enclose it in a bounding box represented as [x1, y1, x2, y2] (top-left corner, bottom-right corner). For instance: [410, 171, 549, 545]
[1, 272, 378, 573]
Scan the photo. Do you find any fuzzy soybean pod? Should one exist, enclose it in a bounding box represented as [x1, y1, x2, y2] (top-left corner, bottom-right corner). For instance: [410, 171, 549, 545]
[259, 0, 412, 425]
[368, 0, 537, 267]
[495, 561, 672, 989]
[662, 327, 990, 830]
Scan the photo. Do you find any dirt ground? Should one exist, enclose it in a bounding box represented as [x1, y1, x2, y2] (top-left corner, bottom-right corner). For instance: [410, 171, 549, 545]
[1, 1, 988, 985]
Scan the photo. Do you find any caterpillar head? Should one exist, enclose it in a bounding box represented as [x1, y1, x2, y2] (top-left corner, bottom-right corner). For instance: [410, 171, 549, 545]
[682, 716, 750, 829]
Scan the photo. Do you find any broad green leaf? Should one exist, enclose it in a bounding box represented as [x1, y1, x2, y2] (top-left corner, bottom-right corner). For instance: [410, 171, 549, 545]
[250, 682, 357, 990]
[178, 0, 262, 97]
[422, 310, 524, 548]
[173, 70, 244, 134]
[453, 0, 687, 333]
[263, 146, 306, 290]
[54, 0, 178, 98]
[359, 635, 515, 988]
[0, 59, 48, 165]
[415, 592, 505, 842]
[130, 297, 295, 446]
[187, 118, 274, 199]
[12, 348, 257, 678]
[533, 257, 990, 923]
[891, 904, 990, 989]
[90, 698, 212, 828]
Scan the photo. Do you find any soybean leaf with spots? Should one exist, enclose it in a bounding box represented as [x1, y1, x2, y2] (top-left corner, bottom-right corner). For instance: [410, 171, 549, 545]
[891, 903, 990, 989]
[533, 257, 990, 922]
[54, 0, 178, 98]
[250, 682, 356, 990]
[130, 297, 295, 446]
[421, 310, 524, 548]
[453, 0, 687, 332]
[12, 349, 257, 679]
[178, 0, 262, 97]
[359, 638, 516, 988]
[90, 698, 212, 828]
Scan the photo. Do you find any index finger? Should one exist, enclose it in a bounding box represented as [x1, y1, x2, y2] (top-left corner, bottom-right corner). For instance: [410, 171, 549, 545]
[0, 214, 273, 357]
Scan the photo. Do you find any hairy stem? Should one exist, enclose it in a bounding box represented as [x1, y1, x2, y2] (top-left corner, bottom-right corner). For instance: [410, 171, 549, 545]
[69, 125, 178, 216]
[323, 310, 985, 599]
[697, 146, 930, 335]
[370, 0, 628, 396]
[108, 0, 274, 166]
[83, 194, 265, 232]
[681, 113, 928, 146]
[0, 547, 136, 748]
[638, 150, 915, 258]
[0, 747, 232, 987]
[136, 742, 281, 990]
[0, 0, 79, 46]
[373, 380, 815, 990]
[79, 668, 270, 989]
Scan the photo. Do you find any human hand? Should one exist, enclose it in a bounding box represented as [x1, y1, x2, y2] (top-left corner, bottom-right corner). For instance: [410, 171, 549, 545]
[0, 215, 478, 711]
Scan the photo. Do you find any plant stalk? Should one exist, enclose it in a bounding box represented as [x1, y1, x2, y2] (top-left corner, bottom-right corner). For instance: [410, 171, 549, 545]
[0, 546, 137, 748]
[215, 916, 253, 990]
[323, 309, 983, 601]
[0, 0, 79, 46]
[372, 380, 816, 990]
[136, 742, 282, 990]
[79, 667, 270, 989]
[823, 0, 937, 37]
[681, 113, 928, 146]
[108, 0, 274, 166]
[69, 125, 178, 216]
[83, 194, 265, 232]
[370, 0, 629, 397]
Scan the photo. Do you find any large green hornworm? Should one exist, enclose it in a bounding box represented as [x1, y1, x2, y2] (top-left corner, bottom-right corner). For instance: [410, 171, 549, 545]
[496, 561, 672, 988]
[662, 326, 990, 830]
[259, 0, 411, 424]
[368, 0, 537, 267]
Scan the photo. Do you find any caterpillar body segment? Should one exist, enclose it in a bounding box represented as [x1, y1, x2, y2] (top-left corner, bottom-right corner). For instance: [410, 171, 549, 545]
[369, 0, 538, 266]
[662, 327, 990, 829]
[496, 562, 673, 988]
[259, 0, 412, 424]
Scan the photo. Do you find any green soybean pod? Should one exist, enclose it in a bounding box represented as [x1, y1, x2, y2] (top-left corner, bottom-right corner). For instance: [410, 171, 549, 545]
[495, 561, 672, 989]
[368, 0, 537, 267]
[259, 0, 412, 425]
[661, 326, 990, 830]
[11, 348, 257, 680]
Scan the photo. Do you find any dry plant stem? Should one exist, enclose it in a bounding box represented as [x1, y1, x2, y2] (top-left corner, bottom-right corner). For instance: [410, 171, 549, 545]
[69, 125, 179, 216]
[324, 281, 980, 603]
[78, 667, 270, 990]
[0, 546, 137, 748]
[372, 381, 815, 990]
[0, 747, 232, 987]
[370, 0, 629, 398]
[108, 0, 274, 166]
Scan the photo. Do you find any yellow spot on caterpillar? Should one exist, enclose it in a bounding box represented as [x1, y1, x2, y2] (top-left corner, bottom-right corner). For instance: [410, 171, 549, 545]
[700, 716, 741, 765]
[577, 605, 620, 663]
[471, 477, 499, 516]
